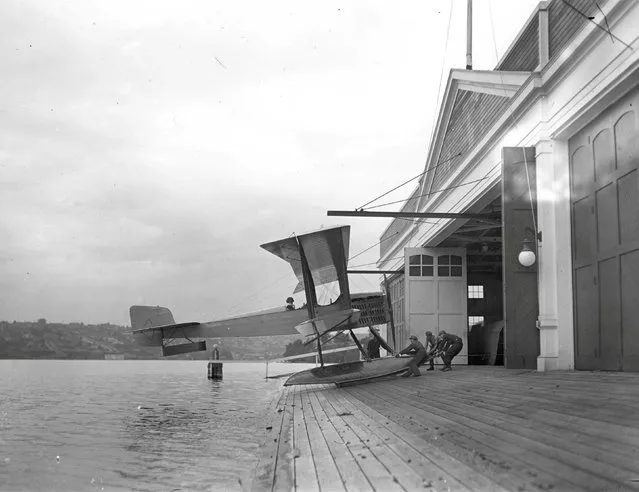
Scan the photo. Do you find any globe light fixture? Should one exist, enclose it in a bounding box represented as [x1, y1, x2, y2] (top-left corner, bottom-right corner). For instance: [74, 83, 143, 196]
[518, 239, 536, 267]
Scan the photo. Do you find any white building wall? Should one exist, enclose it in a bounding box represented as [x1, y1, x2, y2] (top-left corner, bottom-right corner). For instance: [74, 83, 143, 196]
[379, 0, 639, 371]
[534, 0, 639, 369]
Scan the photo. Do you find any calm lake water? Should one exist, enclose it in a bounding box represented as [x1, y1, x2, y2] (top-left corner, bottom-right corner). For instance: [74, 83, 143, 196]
[0, 360, 309, 491]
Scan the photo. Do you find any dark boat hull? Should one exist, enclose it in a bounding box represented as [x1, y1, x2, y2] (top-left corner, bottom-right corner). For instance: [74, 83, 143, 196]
[284, 357, 410, 386]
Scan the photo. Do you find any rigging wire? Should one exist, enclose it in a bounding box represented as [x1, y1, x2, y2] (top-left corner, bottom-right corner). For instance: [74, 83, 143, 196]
[364, 176, 491, 210]
[356, 3, 455, 212]
[349, 256, 404, 269]
[421, 1, 456, 200]
[594, 2, 615, 45]
[488, 0, 538, 240]
[221, 269, 295, 317]
[563, 0, 633, 49]
[348, 232, 399, 263]
[411, 159, 503, 246]
[356, 152, 462, 211]
[522, 149, 538, 237]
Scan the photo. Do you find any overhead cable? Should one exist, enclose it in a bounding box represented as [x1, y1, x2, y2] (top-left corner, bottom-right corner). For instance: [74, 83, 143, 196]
[364, 175, 490, 210]
[356, 152, 462, 211]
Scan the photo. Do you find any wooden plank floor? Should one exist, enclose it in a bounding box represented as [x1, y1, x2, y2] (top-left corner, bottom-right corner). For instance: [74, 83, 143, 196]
[251, 367, 639, 492]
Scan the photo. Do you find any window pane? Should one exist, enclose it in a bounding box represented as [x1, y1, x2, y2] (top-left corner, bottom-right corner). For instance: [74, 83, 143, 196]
[439, 255, 450, 265]
[438, 266, 449, 276]
[422, 255, 433, 265]
[409, 266, 421, 276]
[468, 285, 484, 298]
[451, 266, 462, 277]
[422, 266, 433, 277]
[451, 255, 462, 265]
[409, 255, 420, 265]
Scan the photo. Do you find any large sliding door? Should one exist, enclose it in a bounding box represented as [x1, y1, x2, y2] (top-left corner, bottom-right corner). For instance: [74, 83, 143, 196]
[569, 87, 639, 372]
[404, 247, 468, 364]
[502, 147, 539, 370]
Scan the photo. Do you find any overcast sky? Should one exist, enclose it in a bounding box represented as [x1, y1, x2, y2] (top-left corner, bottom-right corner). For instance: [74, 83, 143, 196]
[1, 0, 539, 326]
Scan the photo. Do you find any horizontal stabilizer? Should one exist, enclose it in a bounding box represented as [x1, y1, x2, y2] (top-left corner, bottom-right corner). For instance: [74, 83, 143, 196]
[132, 321, 201, 334]
[162, 341, 207, 357]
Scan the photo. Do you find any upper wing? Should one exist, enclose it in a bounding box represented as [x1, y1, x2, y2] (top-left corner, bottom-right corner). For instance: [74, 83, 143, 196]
[260, 225, 352, 306]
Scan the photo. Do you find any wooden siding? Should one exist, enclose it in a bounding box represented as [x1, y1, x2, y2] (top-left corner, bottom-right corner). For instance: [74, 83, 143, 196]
[496, 14, 539, 71]
[252, 367, 639, 492]
[548, 0, 610, 61]
[431, 91, 510, 192]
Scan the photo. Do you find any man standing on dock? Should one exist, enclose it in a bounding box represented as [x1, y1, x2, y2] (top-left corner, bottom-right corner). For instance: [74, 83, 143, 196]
[423, 331, 437, 371]
[431, 330, 463, 371]
[395, 335, 427, 377]
[366, 329, 381, 359]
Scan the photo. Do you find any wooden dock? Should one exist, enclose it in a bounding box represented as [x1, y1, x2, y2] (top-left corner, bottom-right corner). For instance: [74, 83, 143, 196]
[250, 366, 639, 492]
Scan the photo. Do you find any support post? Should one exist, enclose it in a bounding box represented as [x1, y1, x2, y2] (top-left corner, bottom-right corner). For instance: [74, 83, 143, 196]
[313, 322, 325, 366]
[535, 139, 574, 370]
[349, 329, 368, 359]
[466, 0, 473, 70]
[208, 362, 223, 379]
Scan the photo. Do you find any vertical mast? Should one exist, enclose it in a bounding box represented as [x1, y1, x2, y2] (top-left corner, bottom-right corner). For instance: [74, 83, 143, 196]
[466, 0, 473, 70]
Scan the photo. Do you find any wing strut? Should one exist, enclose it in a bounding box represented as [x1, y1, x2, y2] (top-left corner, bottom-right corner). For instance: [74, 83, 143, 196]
[369, 326, 395, 355]
[297, 239, 323, 365]
[348, 330, 367, 359]
[302, 313, 355, 346]
[311, 321, 325, 366]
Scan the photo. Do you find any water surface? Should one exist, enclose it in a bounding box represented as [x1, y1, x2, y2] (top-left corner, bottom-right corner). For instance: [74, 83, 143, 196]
[0, 360, 306, 491]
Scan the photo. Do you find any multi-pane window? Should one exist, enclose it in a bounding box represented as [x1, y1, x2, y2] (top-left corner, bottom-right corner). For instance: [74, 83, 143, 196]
[437, 255, 462, 277]
[468, 285, 484, 299]
[468, 315, 484, 328]
[408, 254, 434, 277]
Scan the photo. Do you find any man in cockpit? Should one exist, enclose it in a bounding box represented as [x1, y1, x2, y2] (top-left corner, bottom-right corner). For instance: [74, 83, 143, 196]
[285, 297, 295, 311]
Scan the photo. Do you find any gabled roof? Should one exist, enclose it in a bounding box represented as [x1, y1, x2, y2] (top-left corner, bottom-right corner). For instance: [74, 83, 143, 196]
[378, 69, 531, 260]
[415, 69, 531, 211]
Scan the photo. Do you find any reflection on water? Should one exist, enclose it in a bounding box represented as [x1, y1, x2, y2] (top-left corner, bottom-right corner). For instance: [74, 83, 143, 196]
[0, 361, 308, 492]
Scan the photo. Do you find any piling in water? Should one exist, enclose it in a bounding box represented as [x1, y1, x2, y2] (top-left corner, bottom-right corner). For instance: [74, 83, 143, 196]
[208, 362, 223, 379]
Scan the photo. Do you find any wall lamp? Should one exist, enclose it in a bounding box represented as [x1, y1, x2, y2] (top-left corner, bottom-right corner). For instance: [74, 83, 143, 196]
[518, 228, 542, 268]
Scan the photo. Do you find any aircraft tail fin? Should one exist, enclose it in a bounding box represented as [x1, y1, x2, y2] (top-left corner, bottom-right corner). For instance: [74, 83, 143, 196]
[129, 305, 176, 330]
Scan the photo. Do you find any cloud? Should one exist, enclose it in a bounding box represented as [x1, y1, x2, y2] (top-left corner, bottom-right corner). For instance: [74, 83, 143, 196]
[0, 0, 541, 324]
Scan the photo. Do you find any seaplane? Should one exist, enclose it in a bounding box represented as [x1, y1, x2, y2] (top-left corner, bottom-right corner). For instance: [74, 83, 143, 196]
[130, 225, 413, 386]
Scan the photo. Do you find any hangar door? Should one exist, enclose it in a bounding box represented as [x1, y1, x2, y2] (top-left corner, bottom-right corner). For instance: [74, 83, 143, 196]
[404, 247, 467, 364]
[569, 87, 639, 371]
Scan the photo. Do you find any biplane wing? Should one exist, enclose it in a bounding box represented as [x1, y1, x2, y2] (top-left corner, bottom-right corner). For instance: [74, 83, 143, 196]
[130, 225, 391, 357]
[261, 226, 372, 365]
[260, 225, 351, 297]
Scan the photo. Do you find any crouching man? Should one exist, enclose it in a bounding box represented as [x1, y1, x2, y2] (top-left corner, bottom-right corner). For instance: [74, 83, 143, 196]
[433, 330, 463, 371]
[395, 335, 427, 377]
